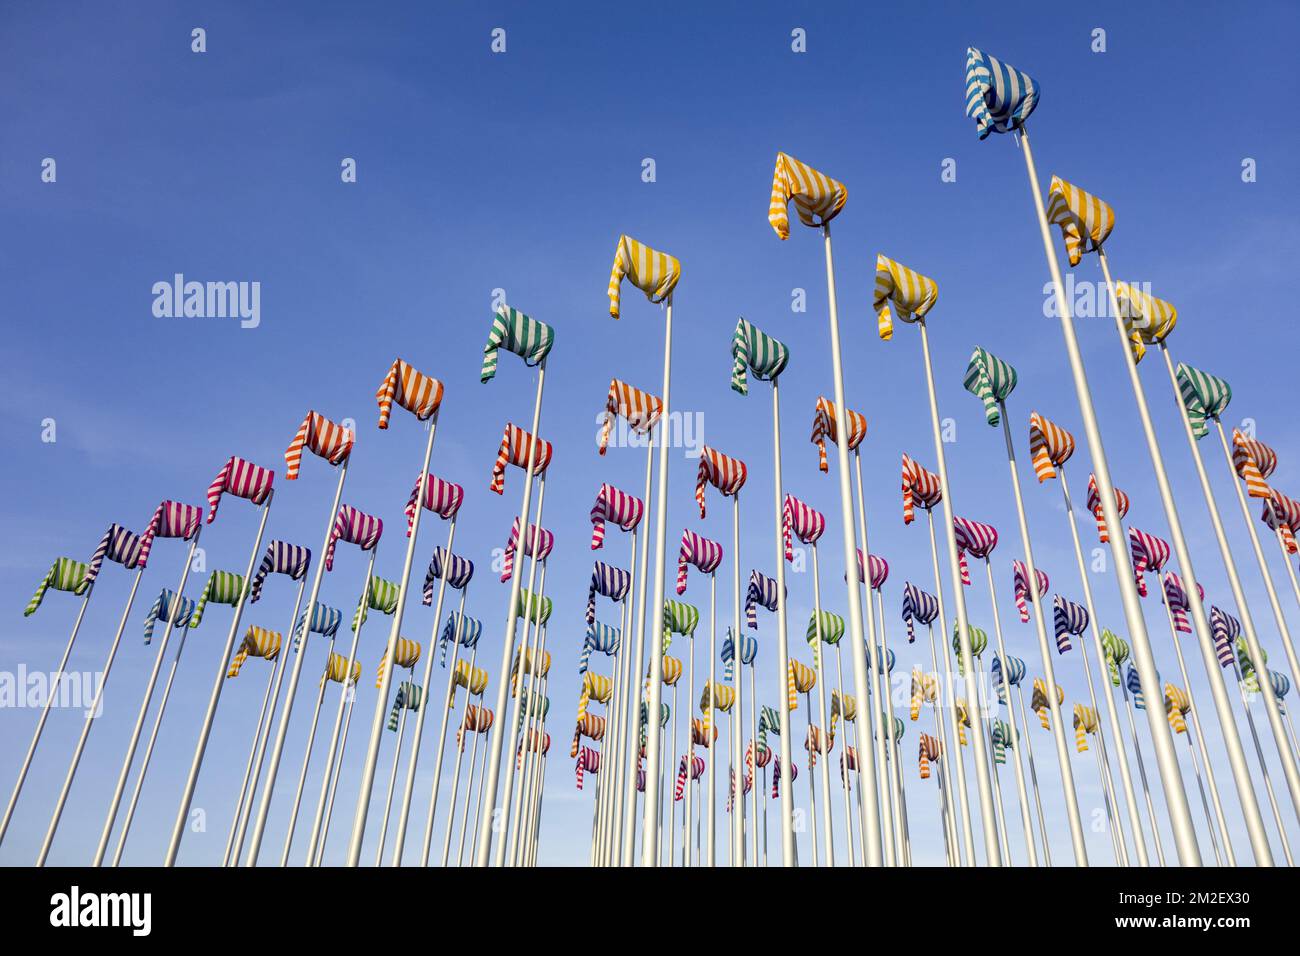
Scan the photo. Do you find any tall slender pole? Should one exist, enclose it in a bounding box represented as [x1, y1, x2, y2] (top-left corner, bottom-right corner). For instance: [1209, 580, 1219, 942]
[221, 650, 278, 864]
[638, 299, 674, 868]
[748, 656, 759, 867]
[683, 612, 695, 866]
[1119, 678, 1166, 865]
[822, 223, 882, 865]
[730, 494, 744, 867]
[0, 581, 95, 848]
[345, 412, 440, 865]
[876, 589, 910, 864]
[809, 547, 835, 866]
[1013, 682, 1052, 866]
[372, 675, 413, 865]
[1018, 126, 1199, 864]
[621, 439, 656, 866]
[441, 645, 480, 866]
[475, 361, 547, 867]
[833, 645, 857, 867]
[706, 574, 716, 866]
[769, 378, 796, 866]
[37, 565, 146, 865]
[509, 619, 549, 865]
[608, 526, 638, 863]
[313, 675, 358, 865]
[461, 706, 491, 865]
[93, 532, 202, 865]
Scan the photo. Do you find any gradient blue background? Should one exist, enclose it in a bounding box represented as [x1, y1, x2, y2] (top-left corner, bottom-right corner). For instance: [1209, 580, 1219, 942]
[2, 0, 1298, 867]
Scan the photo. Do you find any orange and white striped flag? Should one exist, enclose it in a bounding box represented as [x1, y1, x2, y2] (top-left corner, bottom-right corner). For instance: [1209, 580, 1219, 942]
[1233, 429, 1277, 500]
[285, 410, 354, 480]
[376, 358, 444, 428]
[1028, 411, 1076, 482]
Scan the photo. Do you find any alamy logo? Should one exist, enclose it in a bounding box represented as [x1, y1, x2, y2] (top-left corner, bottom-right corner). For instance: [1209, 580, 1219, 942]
[152, 274, 260, 328]
[50, 886, 151, 936]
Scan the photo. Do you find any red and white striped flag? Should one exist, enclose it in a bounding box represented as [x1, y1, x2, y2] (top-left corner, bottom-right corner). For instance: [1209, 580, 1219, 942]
[285, 410, 354, 480]
[206, 456, 274, 524]
[589, 483, 644, 549]
[489, 422, 552, 495]
[597, 379, 663, 455]
[782, 494, 825, 561]
[695, 445, 747, 518]
[375, 358, 444, 428]
[325, 504, 383, 571]
[138, 499, 203, 567]
[901, 454, 942, 524]
[1086, 474, 1130, 543]
[404, 472, 464, 533]
[676, 528, 724, 594]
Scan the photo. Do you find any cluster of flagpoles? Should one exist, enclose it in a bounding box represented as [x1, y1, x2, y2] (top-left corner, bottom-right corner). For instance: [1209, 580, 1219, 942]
[7, 45, 1300, 868]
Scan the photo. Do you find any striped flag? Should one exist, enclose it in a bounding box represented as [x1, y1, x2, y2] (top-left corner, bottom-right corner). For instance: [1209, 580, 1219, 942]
[597, 379, 663, 455]
[453, 659, 490, 699]
[1176, 364, 1232, 440]
[1012, 560, 1049, 622]
[138, 500, 203, 567]
[387, 681, 424, 732]
[873, 254, 939, 341]
[768, 152, 847, 239]
[1046, 177, 1115, 266]
[1265, 489, 1300, 554]
[901, 454, 942, 524]
[514, 588, 552, 626]
[1162, 572, 1204, 635]
[375, 638, 422, 688]
[963, 347, 1018, 426]
[745, 570, 781, 629]
[422, 547, 474, 603]
[992, 719, 1015, 764]
[952, 516, 999, 585]
[695, 445, 748, 518]
[578, 621, 621, 675]
[575, 673, 613, 723]
[570, 713, 607, 757]
[322, 653, 362, 688]
[918, 734, 942, 779]
[1208, 607, 1239, 669]
[1087, 474, 1130, 543]
[607, 234, 680, 319]
[911, 668, 938, 717]
[810, 396, 866, 472]
[206, 455, 274, 523]
[1128, 527, 1172, 597]
[586, 560, 631, 626]
[351, 575, 400, 632]
[25, 557, 90, 616]
[854, 550, 889, 590]
[227, 626, 282, 678]
[782, 494, 825, 561]
[950, 623, 987, 675]
[991, 654, 1026, 704]
[806, 609, 845, 667]
[1052, 595, 1089, 654]
[1031, 678, 1064, 728]
[190, 570, 246, 627]
[662, 599, 700, 652]
[85, 524, 145, 584]
[1028, 412, 1076, 482]
[1101, 629, 1131, 685]
[438, 611, 482, 665]
[324, 504, 383, 571]
[1073, 704, 1099, 752]
[964, 47, 1040, 139]
[294, 601, 342, 649]
[721, 629, 758, 681]
[1126, 665, 1148, 710]
[901, 581, 939, 644]
[376, 358, 444, 427]
[676, 529, 724, 594]
[480, 306, 555, 382]
[1113, 283, 1178, 363]
[489, 422, 553, 495]
[730, 317, 790, 396]
[1233, 429, 1278, 500]
[249, 540, 310, 603]
[284, 411, 354, 480]
[404, 473, 464, 533]
[1164, 685, 1191, 735]
[142, 588, 197, 645]
[500, 518, 554, 582]
[787, 659, 816, 710]
[589, 482, 644, 549]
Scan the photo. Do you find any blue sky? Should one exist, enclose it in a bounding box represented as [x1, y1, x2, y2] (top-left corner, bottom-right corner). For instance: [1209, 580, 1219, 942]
[2, 1, 1299, 867]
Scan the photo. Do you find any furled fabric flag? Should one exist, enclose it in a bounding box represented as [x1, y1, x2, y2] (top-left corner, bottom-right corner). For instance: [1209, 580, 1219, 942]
[963, 347, 1018, 426]
[452, 659, 490, 698]
[901, 581, 940, 644]
[575, 746, 600, 790]
[952, 516, 999, 585]
[1175, 363, 1232, 440]
[501, 519, 555, 582]
[517, 729, 551, 767]
[321, 653, 362, 687]
[586, 560, 631, 626]
[1052, 595, 1089, 654]
[964, 47, 1040, 139]
[745, 570, 781, 629]
[85, 524, 145, 585]
[786, 659, 817, 710]
[1236, 635, 1275, 693]
[480, 306, 555, 382]
[422, 547, 474, 605]
[991, 654, 1027, 704]
[489, 422, 553, 495]
[607, 234, 680, 319]
[1208, 607, 1239, 669]
[804, 724, 834, 767]
[324, 504, 383, 571]
[1164, 684, 1191, 735]
[676, 528, 724, 594]
[511, 651, 552, 699]
[206, 456, 274, 524]
[1045, 177, 1115, 266]
[1073, 704, 1100, 752]
[757, 704, 781, 753]
[721, 628, 758, 681]
[1087, 474, 1130, 543]
[867, 644, 896, 678]
[854, 550, 889, 590]
[1028, 412, 1076, 482]
[227, 626, 282, 678]
[142, 588, 196, 645]
[954, 700, 972, 746]
[284, 410, 354, 480]
[657, 656, 684, 688]
[872, 254, 939, 341]
[910, 668, 939, 718]
[700, 681, 736, 736]
[810, 396, 866, 472]
[597, 379, 663, 455]
[1012, 560, 1050, 623]
[24, 557, 90, 616]
[578, 620, 621, 675]
[190, 570, 246, 627]
[1114, 284, 1178, 364]
[249, 540, 311, 603]
[570, 713, 607, 758]
[293, 601, 342, 649]
[768, 151, 846, 238]
[351, 575, 400, 632]
[575, 672, 613, 722]
[438, 611, 482, 666]
[590, 483, 644, 549]
[730, 317, 790, 396]
[782, 494, 825, 561]
[404, 473, 464, 534]
[901, 454, 942, 524]
[1101, 629, 1131, 686]
[1233, 429, 1278, 500]
[1264, 490, 1300, 554]
[138, 500, 203, 567]
[695, 446, 748, 518]
[661, 599, 700, 653]
[1126, 664, 1147, 710]
[1128, 527, 1172, 597]
[673, 754, 707, 801]
[376, 358, 444, 427]
[951, 623, 988, 676]
[918, 734, 942, 779]
[1162, 572, 1205, 635]
[456, 705, 495, 749]
[1030, 678, 1064, 729]
[806, 609, 845, 667]
[992, 719, 1016, 764]
[514, 588, 552, 626]
[387, 681, 423, 731]
[380, 641, 421, 690]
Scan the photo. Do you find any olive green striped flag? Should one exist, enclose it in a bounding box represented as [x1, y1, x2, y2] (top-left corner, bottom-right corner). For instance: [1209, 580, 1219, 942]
[481, 305, 555, 383]
[662, 599, 700, 652]
[1176, 363, 1232, 440]
[962, 346, 1018, 426]
[190, 570, 247, 627]
[730, 317, 790, 396]
[514, 588, 552, 626]
[351, 574, 401, 631]
[1101, 628, 1130, 686]
[805, 609, 845, 667]
[387, 680, 423, 731]
[25, 557, 90, 616]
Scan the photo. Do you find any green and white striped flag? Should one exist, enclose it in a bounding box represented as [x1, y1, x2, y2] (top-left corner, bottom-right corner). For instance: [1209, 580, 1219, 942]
[351, 574, 401, 631]
[1176, 362, 1232, 440]
[387, 680, 423, 731]
[662, 599, 700, 652]
[730, 316, 790, 396]
[805, 609, 845, 667]
[1101, 628, 1130, 686]
[190, 570, 247, 627]
[24, 557, 90, 616]
[481, 305, 555, 383]
[963, 346, 1018, 426]
[514, 588, 552, 626]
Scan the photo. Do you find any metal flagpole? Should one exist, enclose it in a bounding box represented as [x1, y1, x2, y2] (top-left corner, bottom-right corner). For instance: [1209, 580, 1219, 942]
[926, 626, 960, 865]
[748, 653, 759, 866]
[683, 611, 695, 866]
[639, 297, 674, 867]
[93, 530, 202, 865]
[37, 564, 146, 865]
[621, 439, 656, 866]
[982, 559, 1038, 865]
[226, 576, 309, 865]
[808, 546, 835, 866]
[731, 495, 744, 867]
[313, 674, 358, 865]
[1018, 125, 1199, 864]
[220, 632, 282, 864]
[609, 521, 640, 864]
[822, 224, 883, 866]
[509, 617, 549, 865]
[515, 646, 549, 865]
[0, 580, 96, 848]
[414, 587, 469, 865]
[1054, 464, 1150, 866]
[372, 669, 414, 865]
[706, 574, 715, 866]
[1119, 675, 1166, 865]
[458, 703, 491, 866]
[475, 359, 547, 867]
[770, 376, 796, 867]
[804, 687, 820, 866]
[875, 589, 910, 865]
[1013, 681, 1052, 866]
[833, 644, 857, 866]
[440, 642, 479, 866]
